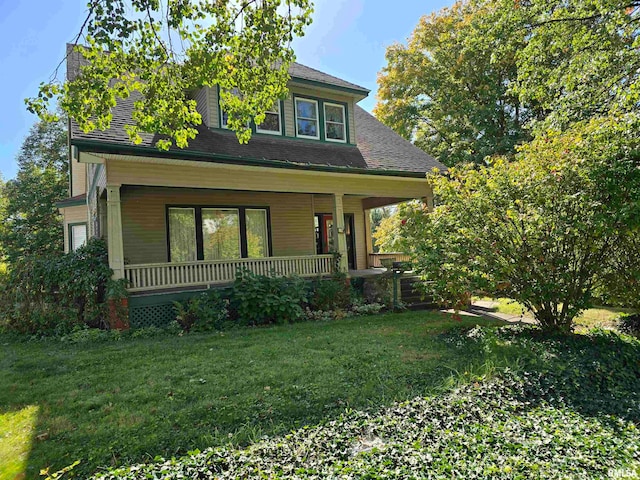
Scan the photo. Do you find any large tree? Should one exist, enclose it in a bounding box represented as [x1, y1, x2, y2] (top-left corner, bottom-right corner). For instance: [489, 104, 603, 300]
[1, 119, 68, 263]
[509, 0, 640, 131]
[26, 0, 314, 150]
[375, 1, 537, 167]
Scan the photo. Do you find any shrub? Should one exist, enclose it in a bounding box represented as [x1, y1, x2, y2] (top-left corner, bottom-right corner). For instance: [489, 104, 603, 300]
[0, 238, 125, 335]
[618, 313, 640, 337]
[231, 270, 308, 326]
[309, 273, 351, 311]
[174, 290, 229, 332]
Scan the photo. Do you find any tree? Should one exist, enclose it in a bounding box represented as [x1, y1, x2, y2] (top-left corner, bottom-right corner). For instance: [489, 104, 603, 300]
[369, 206, 393, 253]
[375, 1, 537, 167]
[1, 118, 68, 263]
[395, 114, 640, 331]
[26, 0, 313, 150]
[507, 0, 640, 132]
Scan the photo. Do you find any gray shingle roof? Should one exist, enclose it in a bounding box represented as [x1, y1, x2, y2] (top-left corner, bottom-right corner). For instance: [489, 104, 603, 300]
[288, 63, 369, 93]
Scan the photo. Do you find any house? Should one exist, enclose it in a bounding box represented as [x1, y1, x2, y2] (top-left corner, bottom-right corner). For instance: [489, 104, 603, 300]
[58, 46, 445, 326]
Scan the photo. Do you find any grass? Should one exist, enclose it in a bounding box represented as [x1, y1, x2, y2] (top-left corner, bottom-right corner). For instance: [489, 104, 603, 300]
[0, 311, 501, 479]
[475, 296, 634, 330]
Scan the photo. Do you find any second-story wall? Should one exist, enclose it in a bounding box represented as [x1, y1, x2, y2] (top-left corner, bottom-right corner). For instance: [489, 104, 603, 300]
[194, 83, 358, 145]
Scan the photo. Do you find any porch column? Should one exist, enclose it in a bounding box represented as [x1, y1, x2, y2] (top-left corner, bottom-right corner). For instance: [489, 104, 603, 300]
[106, 185, 125, 280]
[331, 193, 349, 273]
[363, 208, 373, 267]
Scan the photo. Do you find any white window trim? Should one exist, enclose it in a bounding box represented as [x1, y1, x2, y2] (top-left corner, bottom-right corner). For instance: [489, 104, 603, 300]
[295, 97, 320, 140]
[323, 102, 347, 143]
[255, 102, 282, 136]
[69, 223, 88, 252]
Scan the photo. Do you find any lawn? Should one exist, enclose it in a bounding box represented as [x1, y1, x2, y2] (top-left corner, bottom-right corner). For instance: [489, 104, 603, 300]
[475, 296, 633, 330]
[0, 311, 501, 479]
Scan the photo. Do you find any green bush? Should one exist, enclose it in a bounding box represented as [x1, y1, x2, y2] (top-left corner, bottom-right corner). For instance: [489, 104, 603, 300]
[0, 238, 125, 335]
[231, 269, 309, 326]
[309, 274, 351, 311]
[174, 290, 229, 332]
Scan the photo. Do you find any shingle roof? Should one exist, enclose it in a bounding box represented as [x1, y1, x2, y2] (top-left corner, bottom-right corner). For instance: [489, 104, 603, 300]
[288, 63, 369, 93]
[354, 106, 443, 173]
[56, 193, 86, 208]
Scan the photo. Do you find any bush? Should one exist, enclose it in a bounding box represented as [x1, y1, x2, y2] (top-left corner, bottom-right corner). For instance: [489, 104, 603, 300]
[231, 270, 309, 326]
[618, 313, 640, 337]
[309, 273, 351, 311]
[174, 290, 229, 332]
[0, 238, 125, 335]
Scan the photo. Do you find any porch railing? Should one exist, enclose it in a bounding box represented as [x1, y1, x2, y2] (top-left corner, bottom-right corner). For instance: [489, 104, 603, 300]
[368, 252, 412, 268]
[124, 254, 334, 292]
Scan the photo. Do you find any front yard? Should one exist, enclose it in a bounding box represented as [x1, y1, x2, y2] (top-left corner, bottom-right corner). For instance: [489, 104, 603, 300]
[2, 311, 639, 479]
[1, 311, 499, 479]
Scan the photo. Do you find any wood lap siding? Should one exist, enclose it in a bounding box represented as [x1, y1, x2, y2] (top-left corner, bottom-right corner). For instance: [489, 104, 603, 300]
[71, 159, 86, 197]
[62, 205, 88, 253]
[120, 186, 316, 265]
[193, 88, 210, 128]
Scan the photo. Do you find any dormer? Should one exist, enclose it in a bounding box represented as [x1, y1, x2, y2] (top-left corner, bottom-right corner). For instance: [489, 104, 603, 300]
[192, 62, 369, 146]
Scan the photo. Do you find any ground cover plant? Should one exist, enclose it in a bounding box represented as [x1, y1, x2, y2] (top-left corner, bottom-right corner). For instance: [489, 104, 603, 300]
[89, 325, 640, 479]
[0, 311, 501, 478]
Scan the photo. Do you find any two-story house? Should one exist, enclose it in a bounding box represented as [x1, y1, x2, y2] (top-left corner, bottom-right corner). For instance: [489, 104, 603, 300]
[57, 45, 445, 327]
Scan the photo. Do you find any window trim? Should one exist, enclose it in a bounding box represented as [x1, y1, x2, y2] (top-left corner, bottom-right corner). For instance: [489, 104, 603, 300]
[255, 102, 283, 136]
[294, 97, 320, 140]
[166, 205, 272, 262]
[323, 102, 347, 143]
[68, 222, 88, 252]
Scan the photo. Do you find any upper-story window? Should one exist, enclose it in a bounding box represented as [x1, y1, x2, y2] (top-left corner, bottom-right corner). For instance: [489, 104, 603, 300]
[220, 88, 240, 129]
[324, 103, 346, 143]
[255, 102, 282, 135]
[295, 98, 319, 140]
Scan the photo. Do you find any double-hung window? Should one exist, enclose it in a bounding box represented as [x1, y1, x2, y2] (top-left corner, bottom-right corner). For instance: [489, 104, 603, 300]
[324, 102, 346, 142]
[295, 98, 319, 139]
[168, 206, 270, 262]
[255, 102, 282, 135]
[69, 223, 87, 252]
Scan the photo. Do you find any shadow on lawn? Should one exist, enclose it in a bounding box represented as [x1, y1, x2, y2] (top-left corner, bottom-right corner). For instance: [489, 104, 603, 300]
[7, 316, 640, 479]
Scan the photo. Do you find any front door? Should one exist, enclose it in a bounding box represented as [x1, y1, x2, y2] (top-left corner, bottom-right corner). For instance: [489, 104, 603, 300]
[315, 213, 355, 269]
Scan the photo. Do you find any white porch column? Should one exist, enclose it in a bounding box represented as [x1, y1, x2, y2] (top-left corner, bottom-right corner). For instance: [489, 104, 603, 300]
[363, 208, 373, 267]
[331, 193, 349, 273]
[106, 185, 125, 280]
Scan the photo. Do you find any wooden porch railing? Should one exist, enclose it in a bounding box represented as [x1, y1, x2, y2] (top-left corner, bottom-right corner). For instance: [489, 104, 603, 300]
[368, 253, 412, 268]
[124, 254, 334, 292]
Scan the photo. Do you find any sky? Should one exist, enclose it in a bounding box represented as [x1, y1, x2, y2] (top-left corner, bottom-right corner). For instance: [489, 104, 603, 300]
[0, 0, 451, 179]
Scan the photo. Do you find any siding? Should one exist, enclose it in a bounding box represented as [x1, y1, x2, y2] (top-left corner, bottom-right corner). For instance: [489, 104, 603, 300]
[312, 195, 366, 270]
[193, 88, 210, 127]
[208, 87, 220, 129]
[106, 159, 431, 198]
[71, 159, 86, 196]
[121, 186, 315, 265]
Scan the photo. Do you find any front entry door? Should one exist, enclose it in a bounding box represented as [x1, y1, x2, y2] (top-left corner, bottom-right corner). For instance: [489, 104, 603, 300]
[315, 214, 356, 269]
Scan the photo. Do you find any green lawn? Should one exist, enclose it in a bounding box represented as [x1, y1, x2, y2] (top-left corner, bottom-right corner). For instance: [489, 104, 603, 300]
[476, 296, 633, 330]
[0, 311, 501, 479]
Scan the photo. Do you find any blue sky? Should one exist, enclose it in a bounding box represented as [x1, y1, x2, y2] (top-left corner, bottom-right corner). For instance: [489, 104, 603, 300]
[0, 0, 450, 179]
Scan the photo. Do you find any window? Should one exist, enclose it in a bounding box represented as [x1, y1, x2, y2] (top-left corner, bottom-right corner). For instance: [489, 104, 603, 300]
[324, 103, 346, 142]
[168, 206, 270, 262]
[202, 208, 241, 260]
[220, 88, 241, 129]
[168, 208, 197, 262]
[295, 98, 319, 139]
[69, 223, 87, 251]
[255, 102, 282, 135]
